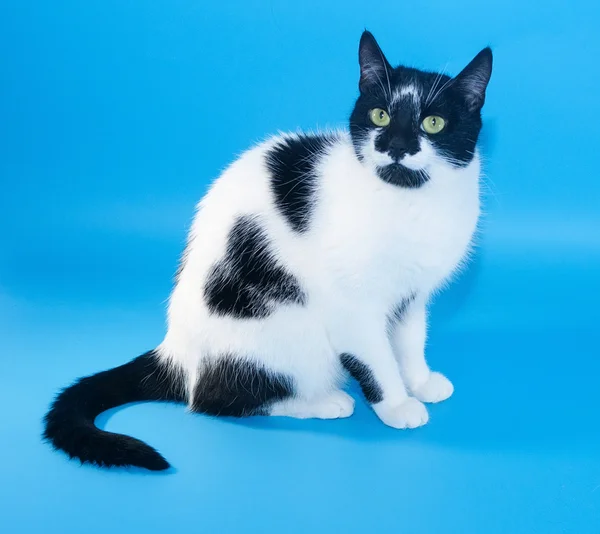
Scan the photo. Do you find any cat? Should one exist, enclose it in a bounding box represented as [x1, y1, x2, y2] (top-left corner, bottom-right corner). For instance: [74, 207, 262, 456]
[43, 31, 492, 471]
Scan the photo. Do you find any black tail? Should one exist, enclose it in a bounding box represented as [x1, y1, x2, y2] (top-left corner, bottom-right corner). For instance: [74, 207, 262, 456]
[43, 350, 186, 471]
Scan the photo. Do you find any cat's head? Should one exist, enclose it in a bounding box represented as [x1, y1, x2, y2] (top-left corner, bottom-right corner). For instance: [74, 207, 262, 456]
[349, 31, 492, 188]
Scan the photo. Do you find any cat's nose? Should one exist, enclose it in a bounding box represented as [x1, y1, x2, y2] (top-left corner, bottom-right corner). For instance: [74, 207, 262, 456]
[388, 137, 418, 162]
[388, 139, 409, 161]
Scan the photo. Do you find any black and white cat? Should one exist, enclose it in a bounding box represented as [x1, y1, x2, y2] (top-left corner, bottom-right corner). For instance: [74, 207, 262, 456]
[44, 31, 492, 471]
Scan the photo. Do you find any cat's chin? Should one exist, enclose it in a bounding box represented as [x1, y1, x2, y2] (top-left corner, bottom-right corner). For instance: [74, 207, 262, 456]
[376, 163, 430, 189]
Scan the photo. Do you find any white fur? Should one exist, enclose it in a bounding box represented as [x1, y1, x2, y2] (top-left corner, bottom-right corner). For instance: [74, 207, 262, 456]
[392, 84, 421, 108]
[360, 130, 394, 166]
[158, 129, 480, 428]
[400, 137, 438, 170]
[271, 391, 355, 419]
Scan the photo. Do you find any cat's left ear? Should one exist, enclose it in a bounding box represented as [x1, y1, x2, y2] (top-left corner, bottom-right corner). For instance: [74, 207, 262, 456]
[454, 47, 493, 112]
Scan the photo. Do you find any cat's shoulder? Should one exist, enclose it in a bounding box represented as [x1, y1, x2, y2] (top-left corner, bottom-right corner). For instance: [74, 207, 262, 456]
[200, 129, 351, 231]
[259, 129, 348, 232]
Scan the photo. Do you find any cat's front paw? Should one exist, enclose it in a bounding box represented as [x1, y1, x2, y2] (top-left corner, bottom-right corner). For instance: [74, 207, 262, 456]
[413, 372, 454, 403]
[373, 397, 429, 429]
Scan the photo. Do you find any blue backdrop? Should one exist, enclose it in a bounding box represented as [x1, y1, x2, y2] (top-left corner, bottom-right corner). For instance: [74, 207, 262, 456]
[1, 1, 599, 532]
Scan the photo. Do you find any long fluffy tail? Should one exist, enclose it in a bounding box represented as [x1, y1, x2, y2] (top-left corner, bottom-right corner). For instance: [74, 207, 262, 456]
[42, 350, 185, 471]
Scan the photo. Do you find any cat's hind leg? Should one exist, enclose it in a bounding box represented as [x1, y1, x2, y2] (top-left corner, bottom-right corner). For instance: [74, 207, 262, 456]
[190, 356, 296, 417]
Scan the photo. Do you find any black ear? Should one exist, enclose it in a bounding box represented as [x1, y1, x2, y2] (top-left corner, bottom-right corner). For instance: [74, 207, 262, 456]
[454, 47, 493, 111]
[358, 31, 393, 94]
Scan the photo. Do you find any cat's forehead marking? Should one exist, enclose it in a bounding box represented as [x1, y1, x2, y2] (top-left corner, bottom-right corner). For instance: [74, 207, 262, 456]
[399, 84, 419, 97]
[390, 84, 421, 109]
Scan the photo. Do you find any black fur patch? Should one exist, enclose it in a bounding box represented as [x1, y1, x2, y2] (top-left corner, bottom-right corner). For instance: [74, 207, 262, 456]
[191, 357, 294, 416]
[204, 216, 306, 319]
[266, 134, 332, 232]
[42, 350, 186, 471]
[376, 165, 430, 188]
[340, 353, 383, 404]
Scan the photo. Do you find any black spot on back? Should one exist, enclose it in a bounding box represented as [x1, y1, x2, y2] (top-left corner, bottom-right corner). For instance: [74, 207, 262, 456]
[204, 215, 306, 319]
[266, 134, 333, 232]
[191, 357, 294, 416]
[340, 353, 383, 404]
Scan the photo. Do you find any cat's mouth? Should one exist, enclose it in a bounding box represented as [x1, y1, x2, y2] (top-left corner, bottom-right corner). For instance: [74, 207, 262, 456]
[387, 154, 427, 172]
[376, 162, 430, 188]
[384, 161, 424, 172]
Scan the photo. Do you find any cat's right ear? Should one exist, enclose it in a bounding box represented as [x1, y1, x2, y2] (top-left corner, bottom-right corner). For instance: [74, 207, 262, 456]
[454, 47, 493, 112]
[358, 31, 392, 94]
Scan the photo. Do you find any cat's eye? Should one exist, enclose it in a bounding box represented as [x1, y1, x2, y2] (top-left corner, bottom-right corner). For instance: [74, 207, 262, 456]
[421, 115, 446, 134]
[369, 108, 390, 127]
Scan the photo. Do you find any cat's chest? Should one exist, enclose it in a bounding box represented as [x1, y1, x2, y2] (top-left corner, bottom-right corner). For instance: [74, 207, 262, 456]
[318, 177, 480, 293]
[390, 196, 478, 274]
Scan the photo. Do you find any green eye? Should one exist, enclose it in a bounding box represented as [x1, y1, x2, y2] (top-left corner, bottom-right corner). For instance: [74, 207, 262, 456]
[369, 108, 391, 127]
[421, 115, 446, 134]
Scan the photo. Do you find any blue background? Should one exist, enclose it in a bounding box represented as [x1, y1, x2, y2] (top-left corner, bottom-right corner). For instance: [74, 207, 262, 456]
[1, 1, 599, 532]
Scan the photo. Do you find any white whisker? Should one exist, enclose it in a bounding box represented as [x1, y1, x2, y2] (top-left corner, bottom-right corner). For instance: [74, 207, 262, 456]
[425, 64, 448, 107]
[429, 76, 455, 105]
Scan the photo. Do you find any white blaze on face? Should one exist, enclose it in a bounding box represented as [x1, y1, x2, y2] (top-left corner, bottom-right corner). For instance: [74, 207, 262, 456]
[360, 129, 394, 167]
[391, 84, 421, 109]
[365, 131, 437, 173]
[400, 138, 437, 171]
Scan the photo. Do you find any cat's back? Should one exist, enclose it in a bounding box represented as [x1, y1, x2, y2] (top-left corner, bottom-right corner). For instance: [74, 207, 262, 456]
[186, 131, 346, 266]
[195, 130, 343, 224]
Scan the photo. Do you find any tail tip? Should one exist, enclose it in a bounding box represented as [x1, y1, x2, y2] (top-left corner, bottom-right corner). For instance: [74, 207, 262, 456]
[143, 454, 171, 471]
[42, 421, 172, 472]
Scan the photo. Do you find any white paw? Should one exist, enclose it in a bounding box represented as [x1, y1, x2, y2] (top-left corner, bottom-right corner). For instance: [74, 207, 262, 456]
[271, 391, 355, 419]
[413, 372, 454, 403]
[309, 391, 355, 419]
[374, 397, 429, 429]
